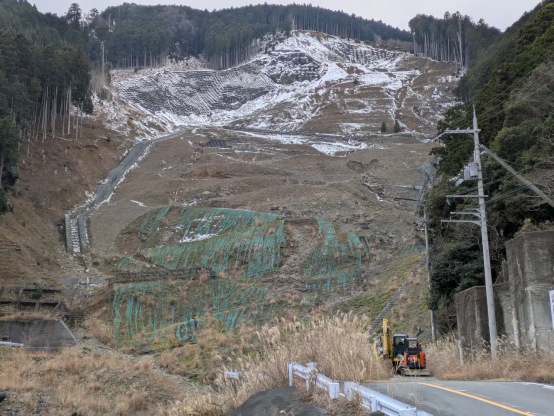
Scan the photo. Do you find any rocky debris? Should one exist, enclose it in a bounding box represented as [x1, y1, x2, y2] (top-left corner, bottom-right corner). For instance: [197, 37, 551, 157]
[259, 50, 323, 84]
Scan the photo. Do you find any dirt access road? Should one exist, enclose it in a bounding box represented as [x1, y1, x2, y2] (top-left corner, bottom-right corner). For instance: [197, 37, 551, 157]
[66, 128, 188, 253]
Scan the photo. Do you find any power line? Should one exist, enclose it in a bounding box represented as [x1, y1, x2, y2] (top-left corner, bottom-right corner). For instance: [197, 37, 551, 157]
[474, 56, 554, 120]
[477, 66, 554, 124]
[478, 76, 554, 127]
[437, 52, 554, 132]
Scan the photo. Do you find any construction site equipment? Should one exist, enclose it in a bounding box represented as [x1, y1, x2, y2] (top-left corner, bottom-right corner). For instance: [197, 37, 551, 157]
[373, 319, 430, 376]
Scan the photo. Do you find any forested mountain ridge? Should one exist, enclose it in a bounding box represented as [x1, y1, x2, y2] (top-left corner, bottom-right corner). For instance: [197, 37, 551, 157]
[409, 12, 500, 72]
[95, 3, 412, 70]
[0, 0, 92, 212]
[425, 0, 554, 330]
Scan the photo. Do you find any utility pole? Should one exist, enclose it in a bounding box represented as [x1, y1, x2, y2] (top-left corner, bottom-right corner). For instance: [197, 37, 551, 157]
[441, 107, 498, 359]
[101, 42, 105, 82]
[472, 107, 498, 359]
[423, 207, 437, 343]
[394, 195, 436, 342]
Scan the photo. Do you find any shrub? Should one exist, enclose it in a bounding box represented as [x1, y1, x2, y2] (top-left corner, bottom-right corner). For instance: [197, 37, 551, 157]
[0, 187, 8, 213]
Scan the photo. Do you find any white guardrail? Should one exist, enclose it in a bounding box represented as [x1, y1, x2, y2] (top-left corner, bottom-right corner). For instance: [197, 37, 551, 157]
[0, 341, 24, 348]
[288, 362, 433, 416]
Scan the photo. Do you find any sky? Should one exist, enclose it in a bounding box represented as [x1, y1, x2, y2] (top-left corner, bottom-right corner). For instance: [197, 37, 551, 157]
[34, 0, 541, 32]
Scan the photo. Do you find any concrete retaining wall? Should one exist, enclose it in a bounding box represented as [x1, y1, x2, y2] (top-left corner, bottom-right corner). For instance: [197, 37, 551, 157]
[455, 283, 512, 350]
[456, 231, 554, 352]
[0, 319, 77, 350]
[506, 231, 554, 352]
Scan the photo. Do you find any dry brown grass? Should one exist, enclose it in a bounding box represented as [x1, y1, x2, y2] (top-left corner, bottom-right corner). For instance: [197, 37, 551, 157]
[426, 336, 554, 384]
[158, 312, 389, 416]
[199, 272, 210, 284]
[0, 348, 181, 415]
[88, 317, 116, 347]
[0, 311, 56, 321]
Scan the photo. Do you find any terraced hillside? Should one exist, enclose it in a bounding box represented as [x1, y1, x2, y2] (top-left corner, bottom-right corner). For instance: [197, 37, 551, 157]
[64, 31, 454, 369]
[114, 31, 459, 134]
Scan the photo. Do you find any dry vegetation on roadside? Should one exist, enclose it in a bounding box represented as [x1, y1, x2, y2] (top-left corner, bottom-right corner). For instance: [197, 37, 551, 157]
[426, 336, 554, 384]
[0, 347, 186, 416]
[158, 312, 390, 416]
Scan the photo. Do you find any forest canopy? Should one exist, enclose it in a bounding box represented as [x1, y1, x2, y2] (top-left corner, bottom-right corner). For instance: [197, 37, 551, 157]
[94, 3, 412, 69]
[424, 0, 554, 330]
[0, 0, 92, 212]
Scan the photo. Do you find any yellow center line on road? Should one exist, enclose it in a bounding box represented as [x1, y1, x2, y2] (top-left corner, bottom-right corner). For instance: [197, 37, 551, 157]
[417, 382, 535, 416]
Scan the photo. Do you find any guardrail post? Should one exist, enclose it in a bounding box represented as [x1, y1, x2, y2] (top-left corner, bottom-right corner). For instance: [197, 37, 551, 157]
[288, 363, 293, 387]
[328, 380, 340, 399]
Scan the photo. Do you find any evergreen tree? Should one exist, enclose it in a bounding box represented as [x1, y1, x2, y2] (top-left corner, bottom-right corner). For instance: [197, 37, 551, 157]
[0, 1, 92, 212]
[66, 3, 82, 30]
[394, 119, 402, 132]
[424, 1, 554, 329]
[380, 121, 387, 133]
[0, 116, 20, 189]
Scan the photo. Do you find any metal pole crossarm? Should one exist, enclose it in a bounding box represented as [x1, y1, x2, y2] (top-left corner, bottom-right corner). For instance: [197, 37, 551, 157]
[442, 219, 482, 225]
[450, 211, 481, 217]
[446, 194, 489, 198]
[443, 128, 480, 134]
[392, 185, 423, 190]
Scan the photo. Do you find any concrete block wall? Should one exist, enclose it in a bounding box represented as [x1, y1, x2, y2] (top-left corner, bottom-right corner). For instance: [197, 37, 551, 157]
[506, 231, 554, 352]
[455, 283, 512, 350]
[456, 231, 554, 352]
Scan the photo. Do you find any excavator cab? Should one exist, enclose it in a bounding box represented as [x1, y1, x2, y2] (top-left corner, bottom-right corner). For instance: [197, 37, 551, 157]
[392, 333, 409, 360]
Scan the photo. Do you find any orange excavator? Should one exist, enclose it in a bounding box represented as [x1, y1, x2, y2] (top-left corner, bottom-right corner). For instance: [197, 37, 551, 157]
[373, 319, 430, 376]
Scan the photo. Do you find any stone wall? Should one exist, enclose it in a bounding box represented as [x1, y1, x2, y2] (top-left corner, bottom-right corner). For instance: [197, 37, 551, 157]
[112, 267, 216, 284]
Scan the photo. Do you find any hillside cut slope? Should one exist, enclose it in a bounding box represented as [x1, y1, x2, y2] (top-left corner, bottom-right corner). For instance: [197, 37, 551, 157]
[115, 31, 459, 135]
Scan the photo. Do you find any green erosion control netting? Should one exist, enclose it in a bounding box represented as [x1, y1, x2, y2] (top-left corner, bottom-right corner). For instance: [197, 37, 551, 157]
[109, 280, 280, 342]
[114, 208, 375, 344]
[142, 207, 286, 278]
[138, 206, 171, 237]
[303, 220, 370, 293]
[117, 257, 134, 269]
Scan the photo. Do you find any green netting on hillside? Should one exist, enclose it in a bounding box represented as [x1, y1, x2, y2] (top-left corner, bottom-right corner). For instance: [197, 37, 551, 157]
[117, 257, 134, 269]
[303, 220, 370, 278]
[109, 280, 275, 342]
[400, 244, 421, 256]
[138, 206, 171, 237]
[144, 208, 286, 278]
[304, 270, 361, 293]
[299, 220, 372, 294]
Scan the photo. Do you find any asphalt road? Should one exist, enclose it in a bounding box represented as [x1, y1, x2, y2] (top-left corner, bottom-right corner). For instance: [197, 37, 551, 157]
[364, 378, 554, 416]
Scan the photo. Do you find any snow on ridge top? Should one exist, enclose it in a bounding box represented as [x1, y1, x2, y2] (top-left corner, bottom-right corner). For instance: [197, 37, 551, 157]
[274, 31, 408, 70]
[108, 30, 456, 137]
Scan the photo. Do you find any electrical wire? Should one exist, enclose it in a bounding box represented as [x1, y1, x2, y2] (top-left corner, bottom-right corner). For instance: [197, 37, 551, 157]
[435, 51, 554, 132]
